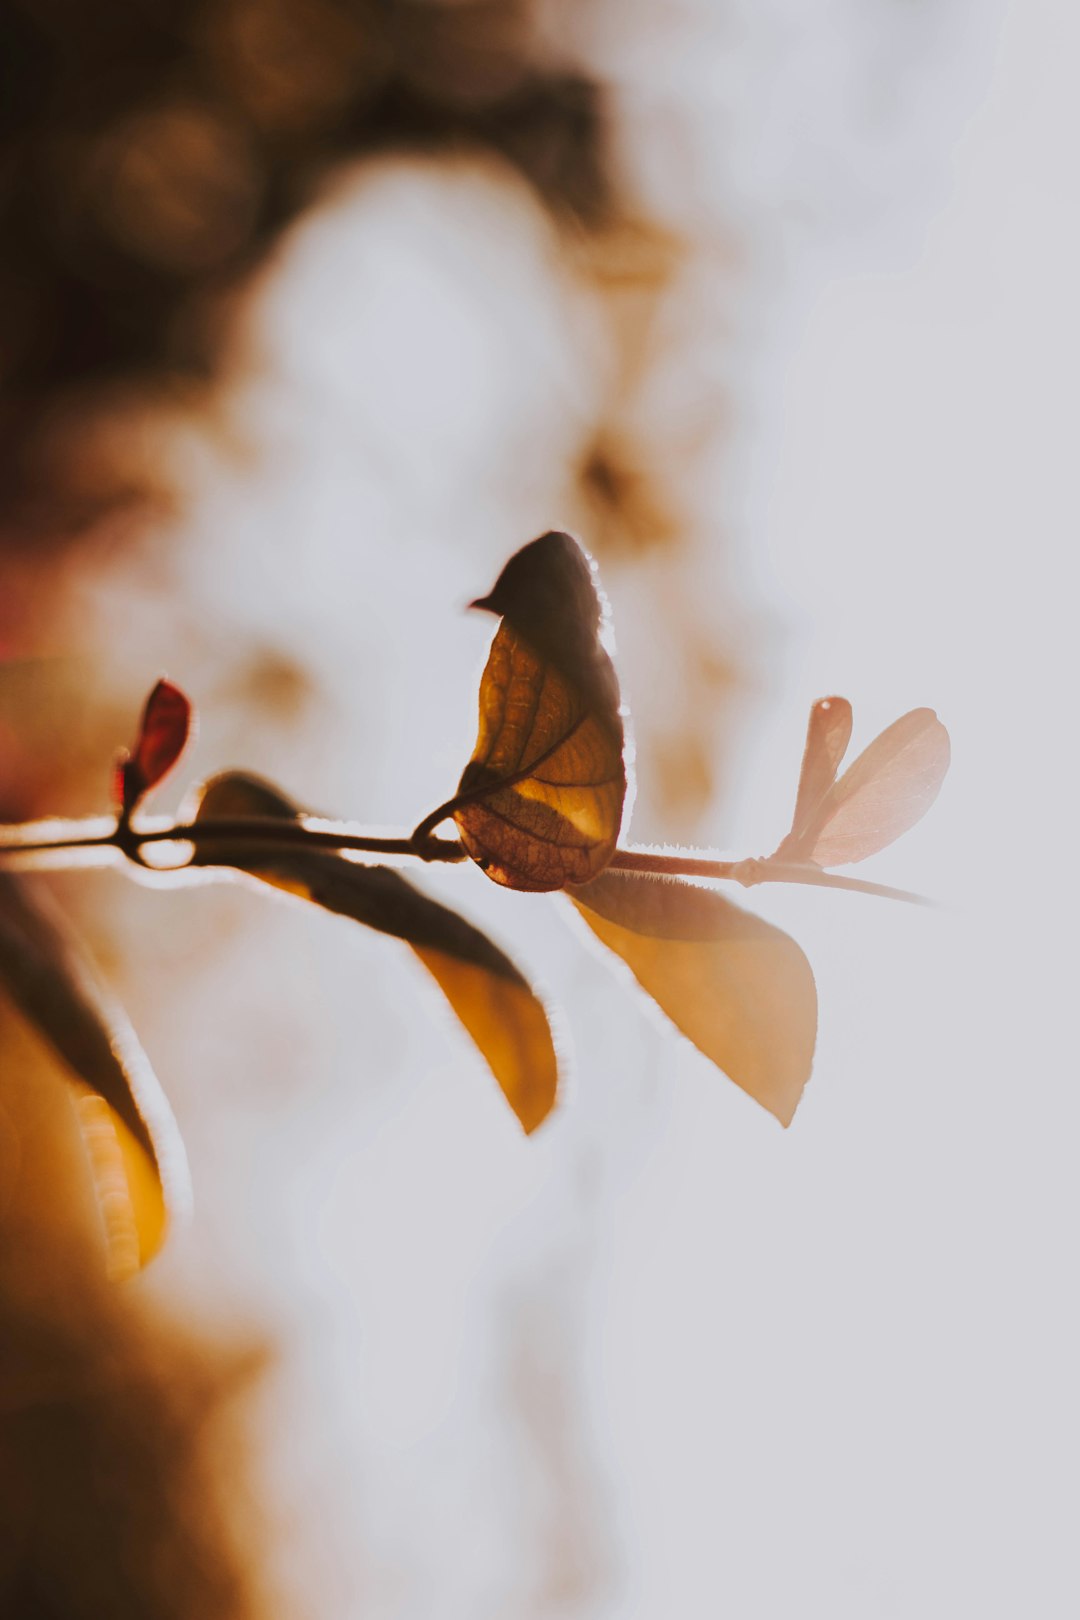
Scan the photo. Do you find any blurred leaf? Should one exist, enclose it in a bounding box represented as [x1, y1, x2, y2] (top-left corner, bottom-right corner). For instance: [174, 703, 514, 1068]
[451, 531, 626, 892]
[571, 870, 817, 1126]
[0, 872, 188, 1274]
[116, 678, 193, 813]
[774, 704, 950, 868]
[194, 773, 558, 1133]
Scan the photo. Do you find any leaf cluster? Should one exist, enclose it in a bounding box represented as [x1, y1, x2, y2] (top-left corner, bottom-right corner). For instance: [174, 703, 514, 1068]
[0, 532, 949, 1276]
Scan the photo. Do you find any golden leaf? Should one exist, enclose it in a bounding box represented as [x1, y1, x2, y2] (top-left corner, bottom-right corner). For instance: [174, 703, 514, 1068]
[572, 870, 817, 1126]
[194, 773, 558, 1133]
[445, 531, 626, 892]
[0, 873, 187, 1274]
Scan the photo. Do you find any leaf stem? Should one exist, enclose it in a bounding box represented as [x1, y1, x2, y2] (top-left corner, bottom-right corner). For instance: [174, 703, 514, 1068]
[608, 848, 931, 905]
[608, 849, 740, 881]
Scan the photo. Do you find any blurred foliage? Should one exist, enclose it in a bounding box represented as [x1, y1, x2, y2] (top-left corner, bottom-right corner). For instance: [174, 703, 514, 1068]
[0, 1013, 265, 1619]
[0, 0, 615, 540]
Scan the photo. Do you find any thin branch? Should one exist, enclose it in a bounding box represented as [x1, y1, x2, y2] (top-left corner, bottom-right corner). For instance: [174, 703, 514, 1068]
[744, 861, 933, 906]
[609, 847, 931, 905]
[0, 816, 930, 901]
[0, 815, 466, 867]
[608, 849, 740, 881]
[137, 818, 467, 863]
[0, 818, 119, 862]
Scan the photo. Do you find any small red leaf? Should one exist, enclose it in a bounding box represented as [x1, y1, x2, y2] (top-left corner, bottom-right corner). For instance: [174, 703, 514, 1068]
[117, 679, 192, 812]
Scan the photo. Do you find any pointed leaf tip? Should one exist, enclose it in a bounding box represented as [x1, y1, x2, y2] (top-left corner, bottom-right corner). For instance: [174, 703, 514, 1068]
[452, 532, 626, 892]
[571, 871, 817, 1127]
[194, 772, 559, 1134]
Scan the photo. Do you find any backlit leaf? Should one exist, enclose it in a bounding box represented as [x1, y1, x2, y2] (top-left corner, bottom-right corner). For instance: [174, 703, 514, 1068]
[571, 870, 817, 1126]
[775, 696, 853, 860]
[449, 531, 626, 892]
[0, 872, 188, 1274]
[194, 772, 558, 1133]
[115, 678, 193, 813]
[776, 706, 950, 868]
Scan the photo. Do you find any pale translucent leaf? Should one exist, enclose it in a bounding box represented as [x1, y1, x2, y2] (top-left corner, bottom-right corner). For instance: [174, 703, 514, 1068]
[775, 696, 853, 860]
[572, 870, 817, 1126]
[803, 708, 950, 868]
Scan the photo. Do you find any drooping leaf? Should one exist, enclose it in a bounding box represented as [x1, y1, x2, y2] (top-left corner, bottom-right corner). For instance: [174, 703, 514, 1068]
[193, 772, 558, 1133]
[571, 870, 817, 1127]
[447, 532, 626, 892]
[115, 678, 193, 814]
[0, 872, 189, 1274]
[775, 705, 950, 869]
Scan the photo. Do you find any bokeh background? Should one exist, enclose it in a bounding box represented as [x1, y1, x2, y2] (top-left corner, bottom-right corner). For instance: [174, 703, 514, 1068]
[1, 1, 1076, 1615]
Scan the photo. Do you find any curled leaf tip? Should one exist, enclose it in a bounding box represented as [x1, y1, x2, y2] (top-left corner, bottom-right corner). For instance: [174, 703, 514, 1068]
[453, 532, 627, 892]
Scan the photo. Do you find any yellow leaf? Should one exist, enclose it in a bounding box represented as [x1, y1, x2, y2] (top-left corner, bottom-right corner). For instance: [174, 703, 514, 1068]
[411, 947, 557, 1135]
[194, 772, 559, 1133]
[572, 871, 817, 1126]
[76, 1093, 168, 1279]
[0, 873, 188, 1273]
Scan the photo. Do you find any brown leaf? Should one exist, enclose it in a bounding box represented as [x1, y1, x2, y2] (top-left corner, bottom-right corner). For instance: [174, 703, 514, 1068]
[116, 678, 193, 813]
[449, 531, 626, 892]
[0, 872, 187, 1274]
[194, 773, 558, 1133]
[775, 705, 950, 868]
[571, 870, 817, 1126]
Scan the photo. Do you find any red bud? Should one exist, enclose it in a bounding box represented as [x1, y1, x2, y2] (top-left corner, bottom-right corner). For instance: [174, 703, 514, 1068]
[117, 679, 192, 814]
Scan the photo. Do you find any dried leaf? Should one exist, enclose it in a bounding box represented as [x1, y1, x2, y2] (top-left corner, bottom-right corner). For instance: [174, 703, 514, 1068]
[776, 706, 950, 868]
[194, 773, 558, 1133]
[0, 872, 188, 1274]
[451, 531, 626, 892]
[116, 678, 193, 813]
[571, 870, 817, 1126]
